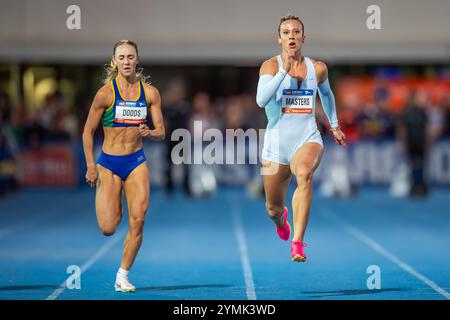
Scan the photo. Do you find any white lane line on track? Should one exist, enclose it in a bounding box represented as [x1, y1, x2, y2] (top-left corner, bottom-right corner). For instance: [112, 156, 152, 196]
[46, 228, 126, 300]
[45, 196, 165, 300]
[320, 209, 450, 300]
[232, 205, 257, 300]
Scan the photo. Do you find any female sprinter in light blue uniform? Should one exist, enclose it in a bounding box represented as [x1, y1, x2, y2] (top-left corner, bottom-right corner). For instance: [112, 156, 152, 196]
[256, 15, 346, 262]
[82, 40, 165, 291]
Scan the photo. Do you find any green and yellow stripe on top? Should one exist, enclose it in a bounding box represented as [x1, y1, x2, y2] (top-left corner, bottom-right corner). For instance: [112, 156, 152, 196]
[101, 81, 116, 127]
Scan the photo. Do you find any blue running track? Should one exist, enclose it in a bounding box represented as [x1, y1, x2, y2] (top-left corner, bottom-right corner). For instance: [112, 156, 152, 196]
[0, 186, 449, 300]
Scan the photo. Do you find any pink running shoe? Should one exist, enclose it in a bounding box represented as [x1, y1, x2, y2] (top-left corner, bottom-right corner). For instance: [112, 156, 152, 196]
[291, 241, 307, 262]
[275, 207, 290, 241]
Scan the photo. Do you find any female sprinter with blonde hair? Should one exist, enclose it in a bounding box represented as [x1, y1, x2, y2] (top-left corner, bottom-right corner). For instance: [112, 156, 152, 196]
[256, 15, 346, 262]
[82, 40, 165, 292]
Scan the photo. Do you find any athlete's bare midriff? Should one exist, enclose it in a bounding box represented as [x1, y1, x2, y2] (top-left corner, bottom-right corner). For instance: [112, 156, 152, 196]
[102, 126, 143, 155]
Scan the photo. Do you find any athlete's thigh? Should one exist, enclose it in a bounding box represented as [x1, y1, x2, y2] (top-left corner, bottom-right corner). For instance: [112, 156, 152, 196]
[262, 160, 292, 206]
[96, 164, 123, 223]
[289, 142, 324, 177]
[123, 162, 150, 220]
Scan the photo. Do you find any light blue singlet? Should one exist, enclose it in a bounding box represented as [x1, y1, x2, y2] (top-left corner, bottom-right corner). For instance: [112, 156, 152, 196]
[262, 55, 323, 165]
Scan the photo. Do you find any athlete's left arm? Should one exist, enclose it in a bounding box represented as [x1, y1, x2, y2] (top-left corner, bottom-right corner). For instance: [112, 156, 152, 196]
[139, 84, 166, 141]
[315, 61, 346, 147]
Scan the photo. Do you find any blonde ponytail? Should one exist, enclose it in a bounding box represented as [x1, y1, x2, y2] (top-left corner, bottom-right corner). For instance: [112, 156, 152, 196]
[103, 58, 119, 84]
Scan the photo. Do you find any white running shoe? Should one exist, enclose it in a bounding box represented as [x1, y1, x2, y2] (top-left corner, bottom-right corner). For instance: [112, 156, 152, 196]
[115, 277, 136, 293]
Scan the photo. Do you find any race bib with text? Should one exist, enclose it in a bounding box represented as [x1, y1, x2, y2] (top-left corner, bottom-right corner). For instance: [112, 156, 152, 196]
[114, 100, 147, 124]
[281, 89, 313, 114]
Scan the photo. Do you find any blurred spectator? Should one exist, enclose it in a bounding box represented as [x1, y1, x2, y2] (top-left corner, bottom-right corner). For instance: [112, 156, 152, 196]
[51, 108, 73, 141]
[40, 93, 57, 131]
[163, 77, 192, 196]
[0, 92, 19, 196]
[223, 95, 246, 130]
[428, 103, 444, 141]
[443, 95, 450, 137]
[188, 91, 219, 198]
[375, 94, 396, 138]
[239, 93, 264, 130]
[358, 102, 382, 138]
[358, 95, 395, 139]
[42, 91, 78, 142]
[0, 91, 11, 124]
[190, 91, 220, 132]
[189, 91, 219, 161]
[9, 98, 28, 146]
[373, 76, 390, 102]
[0, 129, 19, 196]
[397, 90, 430, 197]
[24, 109, 46, 149]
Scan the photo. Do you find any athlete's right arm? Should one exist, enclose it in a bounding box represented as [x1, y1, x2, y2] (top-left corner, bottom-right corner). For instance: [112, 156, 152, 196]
[256, 59, 288, 108]
[82, 85, 111, 187]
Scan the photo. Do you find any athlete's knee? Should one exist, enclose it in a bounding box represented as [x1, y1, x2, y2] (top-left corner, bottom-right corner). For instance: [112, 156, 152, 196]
[97, 212, 121, 236]
[101, 229, 115, 237]
[129, 216, 145, 236]
[99, 222, 118, 236]
[295, 166, 314, 187]
[265, 202, 284, 218]
[131, 202, 148, 220]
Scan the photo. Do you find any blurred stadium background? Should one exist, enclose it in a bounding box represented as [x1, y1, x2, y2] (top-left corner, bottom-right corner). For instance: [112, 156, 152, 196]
[0, 0, 450, 300]
[1, 0, 449, 194]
